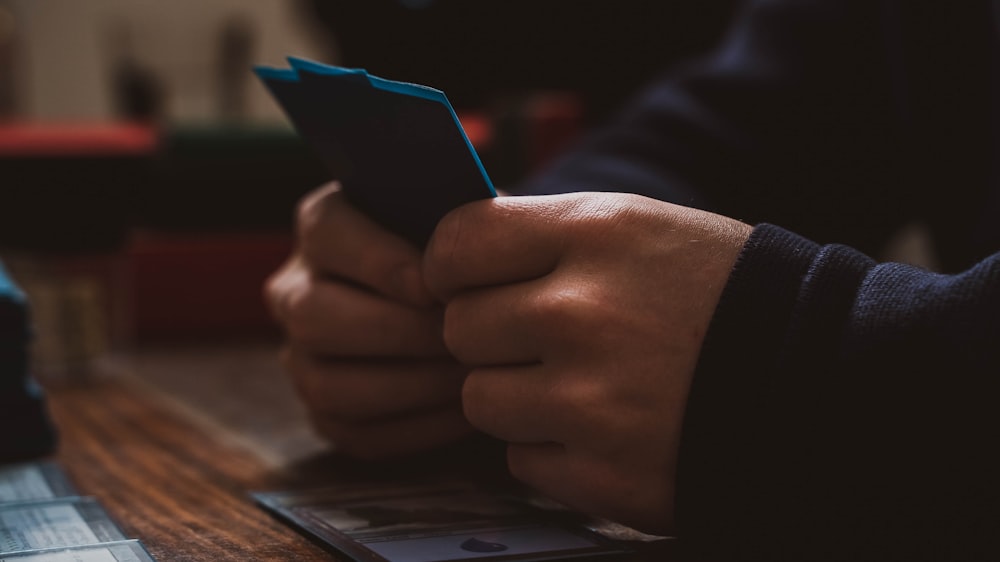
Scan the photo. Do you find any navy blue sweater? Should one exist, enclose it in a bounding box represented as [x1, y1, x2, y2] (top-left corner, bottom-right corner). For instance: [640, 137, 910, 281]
[519, 0, 1000, 558]
[681, 226, 999, 560]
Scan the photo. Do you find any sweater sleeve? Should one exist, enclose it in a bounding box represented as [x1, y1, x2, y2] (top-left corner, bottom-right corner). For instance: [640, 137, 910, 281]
[676, 223, 1000, 560]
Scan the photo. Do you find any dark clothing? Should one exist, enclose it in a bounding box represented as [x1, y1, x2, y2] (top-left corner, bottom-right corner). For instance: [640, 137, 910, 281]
[518, 0, 1000, 559]
[683, 225, 999, 560]
[522, 0, 998, 272]
[308, 0, 739, 120]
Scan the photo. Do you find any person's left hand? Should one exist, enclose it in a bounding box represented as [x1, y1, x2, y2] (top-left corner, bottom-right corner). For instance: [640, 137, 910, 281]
[422, 192, 751, 533]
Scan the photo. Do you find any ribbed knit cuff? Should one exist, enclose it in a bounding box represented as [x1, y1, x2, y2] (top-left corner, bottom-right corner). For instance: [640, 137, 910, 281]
[674, 224, 819, 546]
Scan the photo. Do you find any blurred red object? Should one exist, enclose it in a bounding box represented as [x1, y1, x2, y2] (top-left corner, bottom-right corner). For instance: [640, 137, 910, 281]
[124, 230, 291, 342]
[456, 111, 493, 151]
[0, 122, 157, 157]
[525, 93, 583, 172]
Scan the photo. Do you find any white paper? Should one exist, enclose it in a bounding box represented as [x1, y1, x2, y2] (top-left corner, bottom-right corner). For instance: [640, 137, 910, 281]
[0, 466, 55, 503]
[0, 547, 120, 562]
[0, 541, 151, 562]
[1, 504, 99, 553]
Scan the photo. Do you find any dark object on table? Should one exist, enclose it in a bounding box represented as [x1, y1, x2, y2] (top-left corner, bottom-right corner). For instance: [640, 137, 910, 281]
[0, 260, 57, 462]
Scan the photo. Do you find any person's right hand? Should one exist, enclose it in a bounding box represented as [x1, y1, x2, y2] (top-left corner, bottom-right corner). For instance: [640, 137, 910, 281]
[265, 182, 473, 460]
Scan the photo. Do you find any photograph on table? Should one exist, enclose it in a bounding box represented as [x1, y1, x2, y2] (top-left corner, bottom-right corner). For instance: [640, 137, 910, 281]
[254, 481, 629, 562]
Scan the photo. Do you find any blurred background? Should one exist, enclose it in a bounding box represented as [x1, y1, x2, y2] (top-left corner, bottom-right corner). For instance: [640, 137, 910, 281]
[0, 0, 739, 352]
[0, 0, 334, 366]
[0, 0, 738, 460]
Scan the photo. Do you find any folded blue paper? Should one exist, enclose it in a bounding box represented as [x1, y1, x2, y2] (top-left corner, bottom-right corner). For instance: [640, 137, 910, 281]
[255, 58, 496, 246]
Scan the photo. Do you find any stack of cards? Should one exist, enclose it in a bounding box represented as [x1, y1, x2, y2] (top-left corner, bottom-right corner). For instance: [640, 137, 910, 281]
[0, 461, 156, 561]
[254, 481, 630, 562]
[254, 58, 496, 247]
[0, 260, 57, 462]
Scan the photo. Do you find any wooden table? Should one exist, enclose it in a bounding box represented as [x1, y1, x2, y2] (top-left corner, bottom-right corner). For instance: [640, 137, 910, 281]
[41, 345, 679, 561]
[47, 375, 333, 561]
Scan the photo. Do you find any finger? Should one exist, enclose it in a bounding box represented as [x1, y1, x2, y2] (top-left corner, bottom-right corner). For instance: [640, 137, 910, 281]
[275, 273, 448, 357]
[283, 348, 467, 422]
[462, 364, 581, 444]
[424, 195, 573, 300]
[310, 407, 475, 461]
[442, 274, 602, 366]
[442, 278, 552, 366]
[264, 254, 308, 324]
[297, 182, 432, 306]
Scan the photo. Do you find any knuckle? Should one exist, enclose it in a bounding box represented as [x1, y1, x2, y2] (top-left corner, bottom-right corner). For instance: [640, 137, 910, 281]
[281, 287, 315, 339]
[295, 191, 324, 236]
[565, 192, 637, 237]
[263, 266, 292, 312]
[263, 275, 284, 320]
[264, 257, 313, 329]
[529, 285, 591, 338]
[295, 183, 343, 248]
[263, 270, 282, 304]
[550, 376, 604, 422]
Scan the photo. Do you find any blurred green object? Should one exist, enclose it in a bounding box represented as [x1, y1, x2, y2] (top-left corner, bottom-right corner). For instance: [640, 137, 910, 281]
[139, 124, 328, 232]
[0, 122, 329, 253]
[0, 259, 57, 462]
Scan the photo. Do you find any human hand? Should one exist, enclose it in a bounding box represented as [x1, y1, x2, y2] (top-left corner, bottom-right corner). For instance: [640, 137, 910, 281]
[265, 182, 473, 460]
[423, 192, 752, 533]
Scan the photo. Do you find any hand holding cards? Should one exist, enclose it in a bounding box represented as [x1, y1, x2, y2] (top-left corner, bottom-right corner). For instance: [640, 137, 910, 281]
[258, 61, 495, 461]
[255, 60, 668, 560]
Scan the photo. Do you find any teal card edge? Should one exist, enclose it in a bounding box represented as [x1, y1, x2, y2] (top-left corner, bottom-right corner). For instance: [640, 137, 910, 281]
[260, 57, 495, 195]
[252, 66, 299, 82]
[0, 260, 26, 304]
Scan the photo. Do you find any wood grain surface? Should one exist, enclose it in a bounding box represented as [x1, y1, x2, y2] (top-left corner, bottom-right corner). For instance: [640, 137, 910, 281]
[47, 377, 335, 561]
[41, 354, 681, 562]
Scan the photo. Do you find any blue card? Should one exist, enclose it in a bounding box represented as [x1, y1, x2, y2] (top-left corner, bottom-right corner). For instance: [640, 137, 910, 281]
[255, 58, 495, 246]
